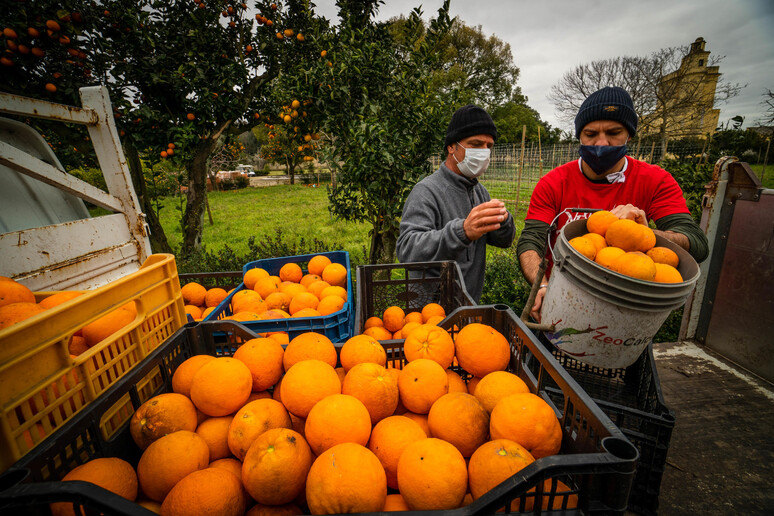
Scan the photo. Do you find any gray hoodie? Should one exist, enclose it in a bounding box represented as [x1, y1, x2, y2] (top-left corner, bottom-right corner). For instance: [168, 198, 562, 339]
[397, 163, 515, 302]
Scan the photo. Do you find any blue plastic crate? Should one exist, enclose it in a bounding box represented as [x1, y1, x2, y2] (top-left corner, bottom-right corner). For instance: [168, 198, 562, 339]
[204, 251, 353, 343]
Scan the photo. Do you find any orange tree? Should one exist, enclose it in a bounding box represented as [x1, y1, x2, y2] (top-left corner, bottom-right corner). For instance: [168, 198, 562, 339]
[259, 100, 320, 182]
[278, 0, 457, 264]
[1, 0, 327, 255]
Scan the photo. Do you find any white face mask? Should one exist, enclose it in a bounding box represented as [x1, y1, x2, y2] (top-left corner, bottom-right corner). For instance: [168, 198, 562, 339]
[453, 143, 490, 179]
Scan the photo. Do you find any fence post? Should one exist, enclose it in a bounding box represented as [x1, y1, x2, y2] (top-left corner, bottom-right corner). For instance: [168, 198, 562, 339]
[516, 125, 526, 212]
[635, 139, 641, 160]
[538, 126, 543, 177]
[762, 137, 771, 182]
[648, 141, 656, 163]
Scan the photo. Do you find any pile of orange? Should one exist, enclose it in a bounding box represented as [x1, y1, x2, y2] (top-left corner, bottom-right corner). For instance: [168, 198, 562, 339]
[568, 210, 684, 283]
[52, 321, 574, 514]
[180, 282, 229, 322]
[362, 302, 447, 340]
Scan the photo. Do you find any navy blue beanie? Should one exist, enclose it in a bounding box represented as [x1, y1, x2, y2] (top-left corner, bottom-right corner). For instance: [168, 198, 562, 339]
[574, 86, 638, 138]
[444, 105, 498, 148]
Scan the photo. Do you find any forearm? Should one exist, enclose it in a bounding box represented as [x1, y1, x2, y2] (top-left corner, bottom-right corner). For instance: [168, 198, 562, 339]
[653, 229, 690, 252]
[518, 250, 545, 286]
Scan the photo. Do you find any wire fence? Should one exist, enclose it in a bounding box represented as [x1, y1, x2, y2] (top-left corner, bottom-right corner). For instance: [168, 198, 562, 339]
[430, 141, 710, 216]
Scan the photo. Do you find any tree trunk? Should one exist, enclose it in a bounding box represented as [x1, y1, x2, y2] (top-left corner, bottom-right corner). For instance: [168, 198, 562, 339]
[123, 140, 172, 254]
[368, 221, 398, 265]
[289, 161, 296, 185]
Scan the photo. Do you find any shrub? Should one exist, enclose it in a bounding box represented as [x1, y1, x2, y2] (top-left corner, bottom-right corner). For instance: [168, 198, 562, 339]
[481, 248, 531, 313]
[661, 159, 713, 222]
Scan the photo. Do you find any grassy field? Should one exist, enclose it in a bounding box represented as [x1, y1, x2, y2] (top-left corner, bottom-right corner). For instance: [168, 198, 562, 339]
[156, 185, 371, 260]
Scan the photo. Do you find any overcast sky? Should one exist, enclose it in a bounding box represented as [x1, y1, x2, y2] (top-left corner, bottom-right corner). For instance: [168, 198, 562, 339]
[312, 0, 774, 134]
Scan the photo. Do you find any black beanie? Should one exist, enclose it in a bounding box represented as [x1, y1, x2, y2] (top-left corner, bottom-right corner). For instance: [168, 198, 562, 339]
[574, 86, 638, 138]
[444, 104, 498, 148]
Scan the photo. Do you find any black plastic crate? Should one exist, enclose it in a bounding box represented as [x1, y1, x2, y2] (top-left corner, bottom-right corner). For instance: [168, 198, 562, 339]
[541, 343, 674, 516]
[355, 261, 475, 334]
[0, 310, 639, 515]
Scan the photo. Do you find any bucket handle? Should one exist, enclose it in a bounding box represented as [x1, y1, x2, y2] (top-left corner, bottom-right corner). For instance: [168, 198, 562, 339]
[547, 208, 600, 266]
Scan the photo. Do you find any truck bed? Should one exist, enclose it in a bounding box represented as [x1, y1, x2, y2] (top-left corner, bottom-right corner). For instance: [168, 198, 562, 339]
[652, 340, 774, 515]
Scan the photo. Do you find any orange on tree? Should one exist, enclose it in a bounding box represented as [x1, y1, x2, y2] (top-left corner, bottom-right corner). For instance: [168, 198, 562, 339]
[304, 394, 372, 455]
[242, 427, 313, 506]
[397, 438, 468, 510]
[306, 443, 387, 514]
[280, 359, 341, 418]
[368, 415, 427, 490]
[490, 392, 562, 459]
[228, 398, 292, 460]
[233, 337, 285, 391]
[160, 467, 245, 516]
[339, 334, 387, 372]
[136, 430, 210, 502]
[189, 357, 252, 417]
[130, 393, 198, 450]
[342, 362, 398, 424]
[403, 324, 455, 369]
[50, 458, 138, 516]
[397, 358, 449, 414]
[468, 439, 536, 501]
[427, 393, 489, 457]
[454, 323, 511, 378]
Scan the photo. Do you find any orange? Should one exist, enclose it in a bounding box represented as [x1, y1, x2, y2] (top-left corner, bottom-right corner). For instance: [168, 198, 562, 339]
[594, 246, 626, 269]
[231, 289, 265, 314]
[204, 287, 228, 308]
[401, 411, 430, 436]
[201, 307, 215, 319]
[136, 430, 210, 502]
[50, 458, 138, 516]
[280, 359, 341, 418]
[264, 291, 291, 311]
[231, 311, 260, 322]
[383, 494, 410, 511]
[307, 280, 331, 299]
[279, 262, 303, 283]
[605, 219, 656, 253]
[300, 273, 321, 288]
[317, 295, 345, 315]
[190, 357, 253, 416]
[291, 307, 321, 318]
[568, 236, 597, 260]
[612, 252, 657, 281]
[288, 291, 319, 315]
[256, 308, 289, 322]
[81, 306, 135, 347]
[342, 362, 398, 424]
[467, 376, 482, 395]
[364, 316, 383, 329]
[159, 467, 245, 516]
[474, 371, 530, 414]
[0, 302, 45, 330]
[467, 439, 535, 500]
[397, 359, 449, 414]
[247, 390, 272, 402]
[242, 427, 313, 505]
[319, 285, 347, 301]
[397, 438, 468, 510]
[404, 311, 423, 325]
[454, 323, 511, 378]
[283, 332, 337, 370]
[427, 393, 489, 457]
[195, 416, 233, 461]
[368, 415, 427, 490]
[382, 306, 405, 333]
[403, 324, 455, 369]
[364, 325, 393, 341]
[245, 503, 304, 515]
[585, 210, 619, 236]
[654, 263, 683, 283]
[400, 321, 421, 340]
[339, 334, 387, 372]
[307, 254, 332, 276]
[321, 262, 347, 288]
[181, 282, 207, 306]
[243, 267, 269, 290]
[38, 291, 82, 310]
[582, 232, 608, 253]
[446, 369, 468, 393]
[304, 394, 372, 455]
[420, 303, 446, 323]
[209, 457, 251, 503]
[227, 398, 292, 460]
[135, 498, 162, 514]
[172, 355, 215, 397]
[425, 315, 445, 326]
[233, 337, 285, 391]
[280, 281, 307, 298]
[68, 335, 88, 356]
[254, 276, 282, 299]
[184, 304, 203, 320]
[490, 392, 562, 459]
[647, 246, 680, 268]
[268, 332, 289, 345]
[130, 393, 198, 450]
[306, 443, 387, 514]
[0, 280, 35, 308]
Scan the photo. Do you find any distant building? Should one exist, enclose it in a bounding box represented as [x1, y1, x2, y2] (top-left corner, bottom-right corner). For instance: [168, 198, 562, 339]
[642, 37, 721, 140]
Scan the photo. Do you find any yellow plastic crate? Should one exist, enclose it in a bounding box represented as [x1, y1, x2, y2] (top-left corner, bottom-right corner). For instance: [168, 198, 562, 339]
[0, 254, 186, 473]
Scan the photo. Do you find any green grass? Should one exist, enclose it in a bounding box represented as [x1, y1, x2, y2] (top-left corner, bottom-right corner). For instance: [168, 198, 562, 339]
[747, 163, 774, 189]
[155, 185, 370, 259]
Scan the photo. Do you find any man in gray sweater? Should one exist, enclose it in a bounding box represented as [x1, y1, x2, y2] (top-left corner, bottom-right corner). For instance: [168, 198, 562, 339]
[396, 105, 515, 302]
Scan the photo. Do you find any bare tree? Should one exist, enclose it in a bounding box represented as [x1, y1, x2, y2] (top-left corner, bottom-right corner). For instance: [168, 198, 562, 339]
[760, 89, 774, 126]
[548, 39, 742, 154]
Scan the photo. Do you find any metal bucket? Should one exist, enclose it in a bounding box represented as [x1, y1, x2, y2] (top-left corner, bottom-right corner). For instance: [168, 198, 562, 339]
[541, 219, 700, 369]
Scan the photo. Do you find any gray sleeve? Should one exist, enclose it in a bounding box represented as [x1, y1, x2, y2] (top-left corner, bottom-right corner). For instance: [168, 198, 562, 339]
[396, 184, 471, 264]
[655, 213, 710, 263]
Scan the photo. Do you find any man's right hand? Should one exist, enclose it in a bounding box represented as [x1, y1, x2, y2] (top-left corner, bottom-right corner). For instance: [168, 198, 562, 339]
[463, 199, 508, 241]
[531, 287, 546, 323]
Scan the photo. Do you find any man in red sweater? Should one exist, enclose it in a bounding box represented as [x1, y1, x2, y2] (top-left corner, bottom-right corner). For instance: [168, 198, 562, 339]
[517, 86, 708, 321]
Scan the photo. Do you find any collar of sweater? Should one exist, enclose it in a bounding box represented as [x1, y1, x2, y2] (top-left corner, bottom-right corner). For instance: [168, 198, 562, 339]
[440, 163, 478, 190]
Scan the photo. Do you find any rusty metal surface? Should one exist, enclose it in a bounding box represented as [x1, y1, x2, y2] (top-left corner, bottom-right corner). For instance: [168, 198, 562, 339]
[703, 191, 774, 382]
[0, 91, 98, 125]
[653, 340, 774, 515]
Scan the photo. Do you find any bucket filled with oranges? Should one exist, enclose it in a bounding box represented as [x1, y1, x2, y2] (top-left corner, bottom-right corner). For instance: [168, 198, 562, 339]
[540, 211, 700, 369]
